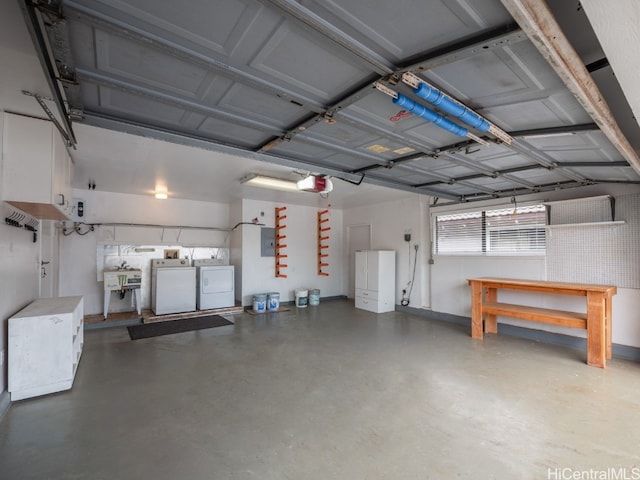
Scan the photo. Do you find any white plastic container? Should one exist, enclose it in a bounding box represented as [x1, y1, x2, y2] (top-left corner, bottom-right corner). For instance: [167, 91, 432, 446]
[295, 289, 308, 308]
[252, 294, 267, 313]
[309, 288, 320, 306]
[267, 292, 280, 311]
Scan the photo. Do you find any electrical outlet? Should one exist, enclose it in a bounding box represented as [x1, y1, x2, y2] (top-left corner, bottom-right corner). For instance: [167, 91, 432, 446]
[404, 233, 411, 242]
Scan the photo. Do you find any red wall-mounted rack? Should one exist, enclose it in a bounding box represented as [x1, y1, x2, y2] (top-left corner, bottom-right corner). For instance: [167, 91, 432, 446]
[275, 206, 288, 278]
[317, 209, 330, 276]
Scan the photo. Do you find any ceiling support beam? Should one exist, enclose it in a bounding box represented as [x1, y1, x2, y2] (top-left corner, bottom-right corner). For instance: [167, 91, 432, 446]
[398, 24, 526, 73]
[555, 161, 630, 168]
[18, 0, 77, 145]
[499, 0, 640, 175]
[509, 123, 599, 138]
[586, 58, 610, 73]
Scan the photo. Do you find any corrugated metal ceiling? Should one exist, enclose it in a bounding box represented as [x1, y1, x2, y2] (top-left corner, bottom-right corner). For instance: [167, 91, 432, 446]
[19, 0, 640, 203]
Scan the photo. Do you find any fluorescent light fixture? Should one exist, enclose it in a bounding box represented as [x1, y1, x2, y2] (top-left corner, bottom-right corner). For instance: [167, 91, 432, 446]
[155, 192, 168, 199]
[240, 174, 299, 192]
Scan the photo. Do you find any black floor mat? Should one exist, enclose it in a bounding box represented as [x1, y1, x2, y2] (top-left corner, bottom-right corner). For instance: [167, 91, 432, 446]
[127, 315, 233, 340]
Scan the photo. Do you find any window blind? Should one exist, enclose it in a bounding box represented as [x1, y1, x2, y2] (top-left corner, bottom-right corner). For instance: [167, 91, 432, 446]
[435, 204, 546, 254]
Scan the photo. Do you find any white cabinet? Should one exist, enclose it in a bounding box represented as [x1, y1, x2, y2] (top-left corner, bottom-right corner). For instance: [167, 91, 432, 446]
[355, 250, 396, 313]
[8, 296, 84, 401]
[2, 112, 73, 220]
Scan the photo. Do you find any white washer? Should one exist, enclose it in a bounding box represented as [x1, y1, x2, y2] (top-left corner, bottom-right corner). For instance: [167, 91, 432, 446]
[151, 259, 196, 315]
[194, 259, 235, 310]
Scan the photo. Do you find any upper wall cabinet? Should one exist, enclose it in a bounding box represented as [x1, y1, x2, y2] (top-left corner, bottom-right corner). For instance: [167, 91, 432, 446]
[2, 112, 73, 220]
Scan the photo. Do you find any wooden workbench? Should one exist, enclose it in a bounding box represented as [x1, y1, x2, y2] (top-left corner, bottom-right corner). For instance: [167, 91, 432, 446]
[467, 277, 617, 368]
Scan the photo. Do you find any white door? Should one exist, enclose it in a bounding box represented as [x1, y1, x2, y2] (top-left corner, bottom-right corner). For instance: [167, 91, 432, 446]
[347, 224, 371, 298]
[355, 251, 367, 290]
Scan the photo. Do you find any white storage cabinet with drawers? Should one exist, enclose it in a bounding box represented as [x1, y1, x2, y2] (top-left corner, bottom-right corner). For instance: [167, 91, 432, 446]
[355, 250, 396, 313]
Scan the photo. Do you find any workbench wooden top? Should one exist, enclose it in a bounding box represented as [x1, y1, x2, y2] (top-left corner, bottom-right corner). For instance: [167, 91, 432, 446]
[467, 277, 617, 295]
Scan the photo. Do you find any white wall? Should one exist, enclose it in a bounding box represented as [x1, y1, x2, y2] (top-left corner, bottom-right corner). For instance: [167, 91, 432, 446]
[59, 189, 230, 315]
[0, 206, 40, 393]
[229, 199, 243, 304]
[343, 195, 427, 307]
[239, 198, 343, 305]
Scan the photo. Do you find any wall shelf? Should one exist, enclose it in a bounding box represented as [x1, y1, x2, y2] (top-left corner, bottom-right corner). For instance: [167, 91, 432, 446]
[542, 195, 612, 206]
[545, 220, 625, 229]
[317, 209, 330, 276]
[275, 206, 288, 278]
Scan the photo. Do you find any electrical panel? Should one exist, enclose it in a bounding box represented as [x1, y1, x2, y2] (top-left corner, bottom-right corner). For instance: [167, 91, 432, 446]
[261, 227, 275, 257]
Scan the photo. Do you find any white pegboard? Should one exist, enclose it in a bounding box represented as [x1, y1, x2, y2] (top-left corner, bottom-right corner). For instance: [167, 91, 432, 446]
[547, 195, 613, 224]
[546, 194, 640, 288]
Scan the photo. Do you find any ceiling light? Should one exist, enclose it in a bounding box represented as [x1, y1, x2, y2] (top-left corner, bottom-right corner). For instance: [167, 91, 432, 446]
[154, 182, 168, 199]
[240, 174, 299, 192]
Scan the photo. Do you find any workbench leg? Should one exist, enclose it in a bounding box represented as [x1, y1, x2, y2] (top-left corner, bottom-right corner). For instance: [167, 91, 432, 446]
[605, 293, 612, 360]
[134, 289, 142, 316]
[103, 291, 110, 320]
[470, 281, 483, 340]
[586, 291, 606, 368]
[484, 287, 498, 334]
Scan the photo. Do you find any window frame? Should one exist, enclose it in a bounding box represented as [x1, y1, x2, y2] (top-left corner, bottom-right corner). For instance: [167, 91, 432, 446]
[432, 203, 547, 256]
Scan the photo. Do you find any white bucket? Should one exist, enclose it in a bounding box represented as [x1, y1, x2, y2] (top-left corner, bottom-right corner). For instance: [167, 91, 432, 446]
[295, 289, 308, 308]
[267, 292, 280, 311]
[309, 288, 320, 306]
[252, 294, 267, 313]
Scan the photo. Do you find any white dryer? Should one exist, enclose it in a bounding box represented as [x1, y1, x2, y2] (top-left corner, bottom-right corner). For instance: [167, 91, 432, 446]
[151, 259, 196, 315]
[194, 259, 235, 310]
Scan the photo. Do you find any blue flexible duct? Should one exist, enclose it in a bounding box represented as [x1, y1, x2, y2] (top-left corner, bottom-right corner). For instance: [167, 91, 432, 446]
[413, 83, 491, 132]
[393, 93, 468, 137]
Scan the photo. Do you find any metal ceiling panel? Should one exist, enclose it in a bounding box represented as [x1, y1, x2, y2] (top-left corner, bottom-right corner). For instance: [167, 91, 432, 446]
[217, 83, 307, 128]
[250, 25, 373, 101]
[197, 117, 274, 147]
[68, 0, 264, 56]
[300, 0, 512, 61]
[93, 88, 190, 125]
[19, 0, 640, 204]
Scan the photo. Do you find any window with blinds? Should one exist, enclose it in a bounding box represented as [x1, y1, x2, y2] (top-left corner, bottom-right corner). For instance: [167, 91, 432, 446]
[435, 204, 546, 255]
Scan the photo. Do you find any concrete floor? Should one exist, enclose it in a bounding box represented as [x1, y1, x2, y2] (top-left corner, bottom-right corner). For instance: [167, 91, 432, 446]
[1, 299, 639, 480]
